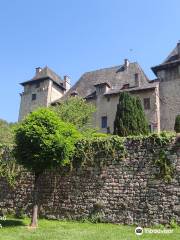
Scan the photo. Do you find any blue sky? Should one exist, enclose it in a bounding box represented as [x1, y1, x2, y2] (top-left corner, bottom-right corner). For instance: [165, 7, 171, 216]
[0, 0, 180, 122]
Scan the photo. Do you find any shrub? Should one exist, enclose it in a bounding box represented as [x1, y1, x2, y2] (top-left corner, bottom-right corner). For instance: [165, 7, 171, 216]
[0, 119, 16, 144]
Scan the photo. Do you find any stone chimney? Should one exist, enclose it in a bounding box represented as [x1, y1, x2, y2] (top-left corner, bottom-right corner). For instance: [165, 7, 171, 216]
[177, 41, 180, 58]
[36, 67, 42, 75]
[124, 59, 130, 69]
[64, 75, 71, 92]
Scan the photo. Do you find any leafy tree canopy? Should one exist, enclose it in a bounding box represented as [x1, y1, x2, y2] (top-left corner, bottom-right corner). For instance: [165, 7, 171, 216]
[52, 97, 96, 132]
[14, 108, 81, 173]
[0, 119, 16, 144]
[113, 92, 149, 136]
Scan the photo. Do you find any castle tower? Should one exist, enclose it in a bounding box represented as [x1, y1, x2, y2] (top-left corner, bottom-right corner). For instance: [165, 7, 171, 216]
[18, 66, 68, 121]
[152, 42, 180, 131]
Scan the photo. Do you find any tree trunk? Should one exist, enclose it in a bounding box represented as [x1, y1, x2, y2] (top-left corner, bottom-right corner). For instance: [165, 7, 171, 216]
[30, 172, 40, 228]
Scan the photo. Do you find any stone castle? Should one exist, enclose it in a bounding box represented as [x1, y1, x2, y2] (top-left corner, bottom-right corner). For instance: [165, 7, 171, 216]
[19, 42, 180, 133]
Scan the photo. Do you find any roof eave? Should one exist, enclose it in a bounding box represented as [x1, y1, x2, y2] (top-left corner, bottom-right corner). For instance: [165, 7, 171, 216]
[20, 77, 50, 86]
[20, 77, 66, 91]
[104, 86, 157, 96]
[94, 82, 111, 88]
[151, 59, 180, 75]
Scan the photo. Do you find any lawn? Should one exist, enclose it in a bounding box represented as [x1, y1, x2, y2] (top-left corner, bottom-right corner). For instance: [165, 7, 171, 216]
[0, 218, 179, 240]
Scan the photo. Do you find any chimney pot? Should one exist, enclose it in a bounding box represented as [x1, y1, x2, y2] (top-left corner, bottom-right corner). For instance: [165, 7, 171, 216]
[64, 75, 70, 83]
[124, 59, 129, 69]
[64, 75, 71, 92]
[36, 67, 42, 74]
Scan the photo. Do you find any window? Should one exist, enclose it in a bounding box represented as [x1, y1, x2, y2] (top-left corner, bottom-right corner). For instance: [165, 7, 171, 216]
[135, 73, 139, 86]
[143, 98, 150, 110]
[32, 93, 36, 101]
[101, 116, 107, 128]
[121, 84, 129, 89]
[35, 82, 40, 88]
[97, 86, 103, 93]
[149, 124, 153, 133]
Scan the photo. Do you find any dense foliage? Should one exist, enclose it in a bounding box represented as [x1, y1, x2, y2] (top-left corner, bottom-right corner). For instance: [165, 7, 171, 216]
[0, 143, 21, 186]
[52, 97, 96, 132]
[153, 149, 175, 183]
[174, 114, 180, 133]
[113, 92, 149, 136]
[74, 136, 127, 168]
[0, 119, 15, 144]
[14, 108, 81, 173]
[0, 131, 176, 187]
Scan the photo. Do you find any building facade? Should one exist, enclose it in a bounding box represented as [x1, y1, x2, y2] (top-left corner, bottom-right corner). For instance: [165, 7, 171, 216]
[18, 42, 180, 133]
[152, 42, 180, 131]
[18, 66, 70, 121]
[64, 60, 160, 133]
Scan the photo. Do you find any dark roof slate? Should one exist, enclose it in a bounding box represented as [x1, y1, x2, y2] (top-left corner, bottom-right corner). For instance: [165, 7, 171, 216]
[57, 62, 150, 101]
[152, 42, 180, 75]
[21, 66, 65, 89]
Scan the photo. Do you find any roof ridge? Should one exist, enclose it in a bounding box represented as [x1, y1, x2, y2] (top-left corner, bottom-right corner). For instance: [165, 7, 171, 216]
[82, 62, 138, 75]
[44, 66, 63, 82]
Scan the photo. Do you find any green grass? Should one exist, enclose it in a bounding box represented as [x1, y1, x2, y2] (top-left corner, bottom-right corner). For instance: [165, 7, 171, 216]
[0, 218, 179, 240]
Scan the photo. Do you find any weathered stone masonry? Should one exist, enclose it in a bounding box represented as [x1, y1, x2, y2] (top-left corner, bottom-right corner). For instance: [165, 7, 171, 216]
[0, 138, 180, 226]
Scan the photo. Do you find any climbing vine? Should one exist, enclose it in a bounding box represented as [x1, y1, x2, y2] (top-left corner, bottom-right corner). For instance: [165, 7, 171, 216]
[153, 149, 175, 183]
[125, 131, 175, 147]
[0, 132, 177, 183]
[73, 136, 127, 168]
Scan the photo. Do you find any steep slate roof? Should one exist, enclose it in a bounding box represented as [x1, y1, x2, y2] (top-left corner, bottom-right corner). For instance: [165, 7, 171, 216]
[58, 62, 150, 101]
[20, 66, 65, 90]
[163, 45, 179, 63]
[152, 42, 180, 75]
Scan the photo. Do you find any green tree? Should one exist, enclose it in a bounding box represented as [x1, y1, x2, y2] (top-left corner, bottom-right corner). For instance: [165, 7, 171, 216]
[53, 97, 96, 132]
[14, 108, 81, 227]
[174, 114, 180, 133]
[0, 119, 16, 144]
[113, 92, 149, 136]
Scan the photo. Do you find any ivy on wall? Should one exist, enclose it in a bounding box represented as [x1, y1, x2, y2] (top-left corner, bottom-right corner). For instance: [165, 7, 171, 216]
[0, 144, 21, 186]
[0, 132, 177, 185]
[73, 136, 127, 168]
[153, 149, 175, 183]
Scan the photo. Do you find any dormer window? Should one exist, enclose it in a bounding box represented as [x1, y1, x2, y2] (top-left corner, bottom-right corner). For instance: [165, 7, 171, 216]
[121, 84, 129, 89]
[135, 73, 140, 86]
[94, 82, 111, 95]
[97, 86, 103, 93]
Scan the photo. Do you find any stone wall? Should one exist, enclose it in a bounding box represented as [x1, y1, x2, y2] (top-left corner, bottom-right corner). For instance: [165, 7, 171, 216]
[0, 138, 180, 226]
